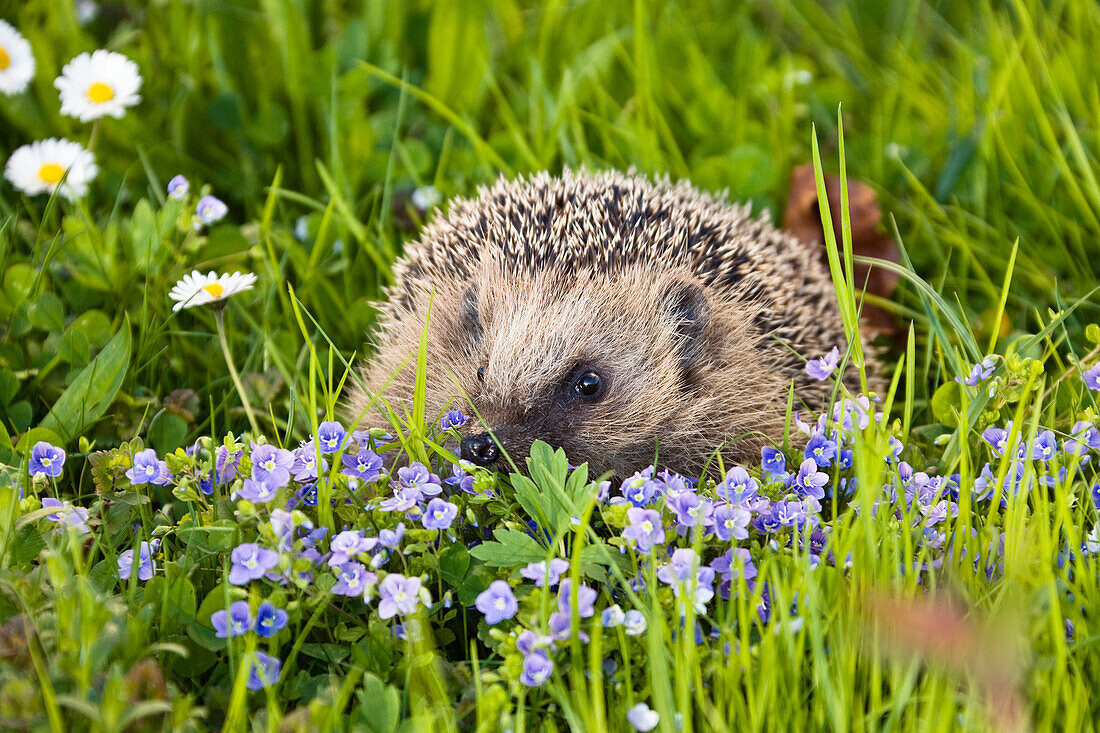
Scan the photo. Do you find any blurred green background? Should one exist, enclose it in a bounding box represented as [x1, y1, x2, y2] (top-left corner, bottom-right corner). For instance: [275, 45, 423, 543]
[1, 0, 1098, 453]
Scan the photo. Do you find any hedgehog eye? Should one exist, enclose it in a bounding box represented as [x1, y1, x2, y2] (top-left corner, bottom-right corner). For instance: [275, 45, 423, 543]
[573, 371, 604, 399]
[477, 367, 485, 383]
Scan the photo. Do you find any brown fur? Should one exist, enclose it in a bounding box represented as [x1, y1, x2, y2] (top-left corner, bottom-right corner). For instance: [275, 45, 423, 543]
[347, 169, 865, 477]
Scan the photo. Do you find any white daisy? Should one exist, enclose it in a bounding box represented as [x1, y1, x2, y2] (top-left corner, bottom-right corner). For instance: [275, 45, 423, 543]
[0, 20, 35, 95]
[4, 138, 98, 200]
[169, 270, 258, 312]
[55, 49, 142, 122]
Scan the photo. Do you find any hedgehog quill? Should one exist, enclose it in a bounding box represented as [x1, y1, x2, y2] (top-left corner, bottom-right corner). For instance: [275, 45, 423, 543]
[349, 170, 872, 477]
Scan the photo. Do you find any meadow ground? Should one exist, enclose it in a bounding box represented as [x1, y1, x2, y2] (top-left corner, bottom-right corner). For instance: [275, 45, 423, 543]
[2, 0, 1100, 730]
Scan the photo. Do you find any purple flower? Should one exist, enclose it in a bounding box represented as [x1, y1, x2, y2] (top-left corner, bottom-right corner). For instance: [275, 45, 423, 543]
[516, 629, 554, 656]
[793, 458, 829, 500]
[444, 462, 478, 494]
[440, 410, 469, 431]
[623, 609, 647, 636]
[229, 543, 280, 585]
[255, 601, 288, 637]
[332, 562, 378, 599]
[520, 651, 553, 686]
[396, 463, 443, 498]
[710, 502, 751, 542]
[475, 580, 518, 624]
[717, 466, 759, 503]
[981, 424, 1015, 457]
[377, 574, 429, 618]
[118, 542, 156, 581]
[250, 443, 294, 489]
[167, 175, 189, 200]
[246, 651, 281, 691]
[805, 346, 839, 381]
[618, 468, 659, 507]
[40, 498, 89, 534]
[29, 441, 66, 478]
[195, 195, 228, 226]
[761, 446, 786, 479]
[238, 478, 279, 503]
[341, 448, 383, 482]
[668, 491, 712, 532]
[1031, 430, 1057, 461]
[378, 523, 406, 551]
[126, 449, 171, 486]
[317, 420, 347, 454]
[379, 487, 419, 513]
[328, 530, 377, 566]
[216, 445, 242, 485]
[1084, 363, 1100, 391]
[557, 579, 597, 618]
[422, 498, 458, 530]
[956, 356, 997, 386]
[773, 499, 810, 528]
[804, 431, 837, 468]
[292, 441, 326, 482]
[520, 559, 570, 588]
[711, 548, 757, 588]
[656, 548, 701, 585]
[601, 604, 626, 627]
[622, 507, 665, 553]
[626, 703, 660, 732]
[211, 600, 252, 638]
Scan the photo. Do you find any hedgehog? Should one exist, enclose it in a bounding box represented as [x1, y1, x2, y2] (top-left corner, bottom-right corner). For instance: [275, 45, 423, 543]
[347, 169, 869, 478]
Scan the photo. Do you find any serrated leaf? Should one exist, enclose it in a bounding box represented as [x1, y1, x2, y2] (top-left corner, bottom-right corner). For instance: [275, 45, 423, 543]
[39, 324, 131, 444]
[469, 528, 548, 567]
[357, 673, 401, 733]
[439, 543, 470, 585]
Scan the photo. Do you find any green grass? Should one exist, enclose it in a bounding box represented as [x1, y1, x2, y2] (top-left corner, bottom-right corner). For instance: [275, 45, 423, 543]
[2, 0, 1100, 730]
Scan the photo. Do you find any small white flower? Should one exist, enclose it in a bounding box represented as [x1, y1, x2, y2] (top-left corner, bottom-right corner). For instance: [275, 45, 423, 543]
[626, 703, 660, 732]
[169, 270, 257, 312]
[4, 138, 98, 200]
[195, 195, 228, 226]
[55, 49, 142, 121]
[411, 185, 441, 211]
[167, 175, 189, 200]
[75, 0, 101, 26]
[0, 20, 35, 95]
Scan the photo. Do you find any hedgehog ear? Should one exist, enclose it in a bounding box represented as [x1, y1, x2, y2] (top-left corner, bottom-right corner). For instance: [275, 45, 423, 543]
[660, 279, 711, 371]
[460, 284, 482, 341]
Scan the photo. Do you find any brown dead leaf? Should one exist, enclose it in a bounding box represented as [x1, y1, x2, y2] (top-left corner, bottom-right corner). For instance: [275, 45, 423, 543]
[784, 163, 901, 338]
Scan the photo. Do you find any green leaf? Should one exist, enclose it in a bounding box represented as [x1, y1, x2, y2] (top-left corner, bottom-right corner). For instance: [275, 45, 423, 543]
[129, 199, 163, 273]
[357, 673, 401, 733]
[26, 292, 65, 332]
[931, 381, 962, 428]
[468, 528, 548, 567]
[438, 543, 470, 585]
[148, 410, 188, 454]
[13, 525, 44, 566]
[39, 324, 131, 444]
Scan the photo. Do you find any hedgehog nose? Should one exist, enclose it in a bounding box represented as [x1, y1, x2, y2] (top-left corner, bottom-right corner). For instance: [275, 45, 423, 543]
[461, 433, 500, 467]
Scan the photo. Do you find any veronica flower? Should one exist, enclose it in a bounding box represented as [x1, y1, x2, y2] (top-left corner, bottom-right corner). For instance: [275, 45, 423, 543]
[55, 50, 142, 121]
[216, 445, 242, 485]
[4, 138, 97, 200]
[520, 651, 553, 687]
[623, 609, 647, 636]
[211, 601, 252, 638]
[601, 604, 626, 628]
[422, 498, 458, 530]
[956, 356, 997, 386]
[229, 543, 279, 585]
[772, 500, 810, 529]
[557, 579, 597, 618]
[379, 488, 420, 513]
[167, 175, 189, 200]
[0, 21, 35, 95]
[246, 652, 281, 691]
[238, 478, 279, 503]
[804, 431, 837, 468]
[793, 458, 828, 500]
[475, 581, 518, 624]
[169, 271, 257, 311]
[626, 703, 660, 732]
[711, 548, 757, 599]
[193, 195, 228, 228]
[29, 441, 66, 478]
[520, 558, 570, 588]
[669, 491, 712, 533]
[250, 443, 294, 489]
[440, 410, 468, 431]
[118, 542, 155, 581]
[411, 185, 442, 211]
[1031, 430, 1057, 462]
[981, 424, 1014, 457]
[254, 601, 289, 637]
[716, 466, 759, 503]
[328, 530, 377, 567]
[920, 499, 958, 527]
[378, 523, 406, 551]
[761, 446, 786, 479]
[377, 574, 430, 619]
[126, 448, 171, 486]
[332, 562, 378, 599]
[290, 441, 325, 482]
[622, 507, 665, 553]
[618, 468, 659, 507]
[444, 462, 477, 494]
[1083, 363, 1100, 391]
[805, 346, 839, 381]
[40, 498, 90, 534]
[396, 463, 443, 498]
[710, 503, 751, 542]
[316, 421, 346, 454]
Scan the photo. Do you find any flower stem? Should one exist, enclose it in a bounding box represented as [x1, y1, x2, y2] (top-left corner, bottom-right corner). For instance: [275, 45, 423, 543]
[214, 309, 261, 436]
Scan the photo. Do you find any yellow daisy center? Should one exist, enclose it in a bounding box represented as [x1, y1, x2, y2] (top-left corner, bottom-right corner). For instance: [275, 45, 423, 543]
[87, 82, 115, 103]
[38, 163, 65, 184]
[0, 47, 10, 71]
[203, 283, 225, 298]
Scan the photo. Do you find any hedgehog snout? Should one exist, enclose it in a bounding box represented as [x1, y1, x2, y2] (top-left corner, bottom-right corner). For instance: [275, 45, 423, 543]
[460, 432, 501, 467]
